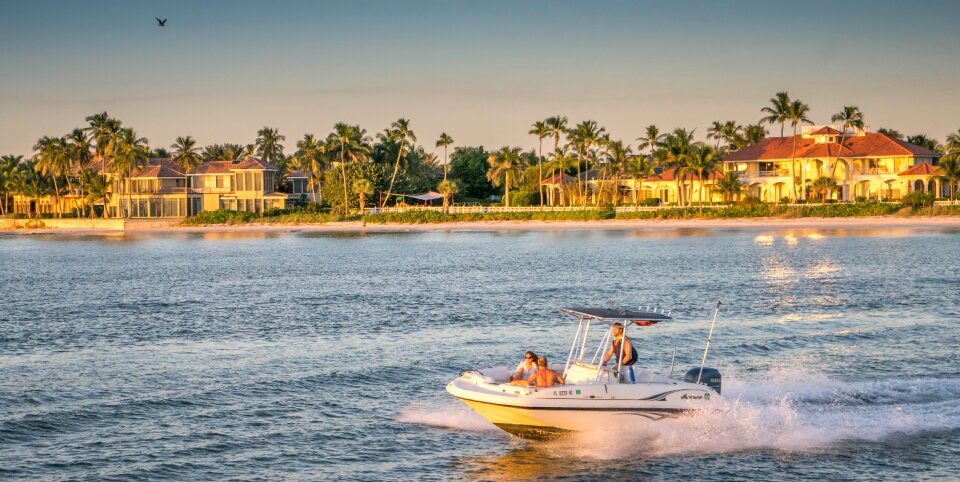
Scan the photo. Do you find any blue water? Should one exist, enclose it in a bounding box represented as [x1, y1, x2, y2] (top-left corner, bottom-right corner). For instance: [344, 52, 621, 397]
[1, 227, 959, 480]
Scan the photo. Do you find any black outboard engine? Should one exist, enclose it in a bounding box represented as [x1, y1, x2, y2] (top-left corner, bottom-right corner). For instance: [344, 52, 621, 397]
[684, 367, 722, 394]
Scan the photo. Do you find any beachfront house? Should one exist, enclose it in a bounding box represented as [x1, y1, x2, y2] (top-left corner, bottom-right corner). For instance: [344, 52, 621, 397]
[187, 157, 288, 214]
[724, 127, 942, 202]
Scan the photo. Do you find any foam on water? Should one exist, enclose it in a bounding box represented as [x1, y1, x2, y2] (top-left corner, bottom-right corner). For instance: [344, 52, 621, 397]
[396, 405, 498, 432]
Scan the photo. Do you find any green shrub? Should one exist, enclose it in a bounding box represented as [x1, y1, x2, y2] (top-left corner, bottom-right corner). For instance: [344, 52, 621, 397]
[901, 191, 935, 209]
[508, 190, 539, 207]
[362, 209, 614, 224]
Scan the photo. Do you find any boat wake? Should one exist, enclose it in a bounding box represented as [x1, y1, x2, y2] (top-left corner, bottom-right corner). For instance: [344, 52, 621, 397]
[409, 368, 960, 457]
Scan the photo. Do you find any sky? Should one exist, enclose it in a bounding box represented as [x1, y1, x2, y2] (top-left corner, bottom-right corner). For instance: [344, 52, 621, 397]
[1, 0, 958, 157]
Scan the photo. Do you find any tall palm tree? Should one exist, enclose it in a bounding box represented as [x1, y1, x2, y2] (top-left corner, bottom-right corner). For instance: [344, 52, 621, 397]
[33, 136, 69, 217]
[0, 155, 23, 215]
[65, 129, 93, 216]
[528, 121, 549, 209]
[435, 132, 454, 182]
[707, 121, 725, 149]
[328, 123, 371, 213]
[544, 116, 569, 204]
[569, 120, 606, 205]
[624, 152, 655, 209]
[292, 134, 327, 203]
[436, 179, 459, 213]
[109, 128, 149, 217]
[829, 106, 865, 184]
[943, 129, 960, 155]
[382, 118, 416, 208]
[171, 136, 202, 215]
[787, 99, 813, 200]
[760, 91, 791, 137]
[546, 146, 577, 206]
[352, 178, 373, 214]
[660, 128, 697, 206]
[486, 146, 524, 207]
[684, 144, 722, 213]
[599, 140, 631, 206]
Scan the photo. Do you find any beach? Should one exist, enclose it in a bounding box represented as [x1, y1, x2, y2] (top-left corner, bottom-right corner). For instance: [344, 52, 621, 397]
[4, 215, 960, 236]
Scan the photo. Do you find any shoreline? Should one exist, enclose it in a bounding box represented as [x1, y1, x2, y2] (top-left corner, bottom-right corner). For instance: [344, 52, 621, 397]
[4, 216, 960, 236]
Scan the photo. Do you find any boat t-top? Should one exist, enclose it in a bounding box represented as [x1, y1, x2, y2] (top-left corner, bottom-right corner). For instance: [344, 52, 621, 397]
[446, 304, 724, 440]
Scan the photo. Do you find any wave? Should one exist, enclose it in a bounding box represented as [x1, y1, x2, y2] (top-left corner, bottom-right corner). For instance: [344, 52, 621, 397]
[396, 405, 497, 432]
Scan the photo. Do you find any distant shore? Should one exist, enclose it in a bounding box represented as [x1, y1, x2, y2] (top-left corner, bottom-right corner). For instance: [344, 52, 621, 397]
[5, 216, 960, 237]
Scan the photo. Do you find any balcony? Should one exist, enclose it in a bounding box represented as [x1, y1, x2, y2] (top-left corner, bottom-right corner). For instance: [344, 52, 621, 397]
[757, 169, 790, 177]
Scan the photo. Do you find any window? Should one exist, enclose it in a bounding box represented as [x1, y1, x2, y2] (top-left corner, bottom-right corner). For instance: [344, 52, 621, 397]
[216, 176, 224, 189]
[254, 172, 262, 191]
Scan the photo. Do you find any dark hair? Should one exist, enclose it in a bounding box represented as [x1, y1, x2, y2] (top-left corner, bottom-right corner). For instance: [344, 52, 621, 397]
[537, 356, 548, 366]
[525, 351, 538, 360]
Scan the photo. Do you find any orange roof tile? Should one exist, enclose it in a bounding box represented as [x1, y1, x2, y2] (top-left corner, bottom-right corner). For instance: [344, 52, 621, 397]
[645, 167, 723, 182]
[810, 126, 842, 135]
[898, 163, 943, 176]
[726, 133, 940, 162]
[193, 156, 277, 175]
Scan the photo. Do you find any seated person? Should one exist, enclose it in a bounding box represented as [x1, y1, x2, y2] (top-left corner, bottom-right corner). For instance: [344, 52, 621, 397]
[509, 351, 538, 383]
[512, 356, 565, 389]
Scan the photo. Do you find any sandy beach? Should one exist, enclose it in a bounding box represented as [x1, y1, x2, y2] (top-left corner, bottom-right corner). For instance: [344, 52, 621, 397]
[4, 216, 960, 237]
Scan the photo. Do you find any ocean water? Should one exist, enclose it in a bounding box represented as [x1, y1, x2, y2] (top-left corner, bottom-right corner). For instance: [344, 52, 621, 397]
[1, 227, 959, 481]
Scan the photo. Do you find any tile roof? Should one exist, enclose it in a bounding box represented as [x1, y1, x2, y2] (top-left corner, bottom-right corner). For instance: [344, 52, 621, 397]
[898, 163, 943, 177]
[540, 172, 576, 185]
[284, 170, 308, 179]
[726, 133, 941, 162]
[810, 126, 842, 135]
[192, 156, 277, 174]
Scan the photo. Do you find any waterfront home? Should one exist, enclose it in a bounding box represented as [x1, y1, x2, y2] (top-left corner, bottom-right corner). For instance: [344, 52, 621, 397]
[541, 168, 723, 206]
[724, 127, 942, 202]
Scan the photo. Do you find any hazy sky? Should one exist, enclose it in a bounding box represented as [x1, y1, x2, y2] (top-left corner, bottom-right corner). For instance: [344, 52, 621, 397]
[2, 0, 958, 156]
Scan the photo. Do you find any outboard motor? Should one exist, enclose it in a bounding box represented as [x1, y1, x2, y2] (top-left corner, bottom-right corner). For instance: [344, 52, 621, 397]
[684, 367, 721, 394]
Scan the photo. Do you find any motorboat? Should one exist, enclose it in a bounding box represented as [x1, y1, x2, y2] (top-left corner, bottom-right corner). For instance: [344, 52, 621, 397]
[446, 306, 724, 440]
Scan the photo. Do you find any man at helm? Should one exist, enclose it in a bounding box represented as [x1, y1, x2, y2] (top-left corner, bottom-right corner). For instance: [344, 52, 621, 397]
[601, 322, 638, 383]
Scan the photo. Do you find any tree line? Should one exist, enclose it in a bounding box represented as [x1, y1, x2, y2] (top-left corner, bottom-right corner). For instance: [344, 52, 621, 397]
[2, 95, 960, 218]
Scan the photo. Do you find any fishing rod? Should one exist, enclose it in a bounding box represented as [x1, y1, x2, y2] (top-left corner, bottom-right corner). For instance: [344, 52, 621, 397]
[697, 301, 723, 384]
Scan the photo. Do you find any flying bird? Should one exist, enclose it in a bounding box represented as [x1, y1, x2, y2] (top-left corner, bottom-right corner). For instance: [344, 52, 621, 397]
[155, 18, 167, 27]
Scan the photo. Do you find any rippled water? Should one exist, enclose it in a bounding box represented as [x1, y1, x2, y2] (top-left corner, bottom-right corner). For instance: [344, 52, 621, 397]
[1, 227, 959, 480]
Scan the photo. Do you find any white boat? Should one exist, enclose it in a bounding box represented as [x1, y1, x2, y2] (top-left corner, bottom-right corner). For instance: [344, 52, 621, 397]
[446, 306, 724, 440]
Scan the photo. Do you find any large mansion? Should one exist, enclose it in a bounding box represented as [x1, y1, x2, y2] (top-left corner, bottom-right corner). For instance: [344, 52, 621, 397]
[12, 156, 315, 217]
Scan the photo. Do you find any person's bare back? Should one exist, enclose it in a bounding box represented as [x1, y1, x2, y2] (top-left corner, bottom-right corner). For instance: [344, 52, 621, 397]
[531, 356, 564, 388]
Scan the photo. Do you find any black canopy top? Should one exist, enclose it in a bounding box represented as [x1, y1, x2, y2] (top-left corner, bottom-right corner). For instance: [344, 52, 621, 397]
[559, 307, 672, 323]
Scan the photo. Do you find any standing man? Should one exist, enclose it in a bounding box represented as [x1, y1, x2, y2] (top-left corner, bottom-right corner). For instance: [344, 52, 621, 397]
[601, 323, 638, 383]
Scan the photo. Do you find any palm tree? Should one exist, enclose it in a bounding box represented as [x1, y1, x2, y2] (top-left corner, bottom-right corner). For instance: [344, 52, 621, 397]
[109, 128, 149, 217]
[829, 106, 865, 183]
[382, 118, 416, 208]
[907, 134, 942, 152]
[715, 172, 744, 203]
[637, 124, 664, 155]
[33, 136, 69, 217]
[80, 169, 109, 218]
[544, 116, 569, 203]
[684, 144, 722, 213]
[352, 178, 373, 214]
[255, 127, 285, 165]
[738, 124, 768, 149]
[437, 179, 459, 213]
[66, 129, 93, 216]
[877, 127, 904, 140]
[660, 128, 697, 206]
[812, 176, 838, 204]
[171, 136, 202, 215]
[486, 146, 524, 207]
[707, 121, 725, 149]
[435, 132, 454, 182]
[624, 153, 655, 209]
[0, 155, 23, 215]
[328, 123, 372, 214]
[944, 129, 960, 155]
[528, 121, 549, 209]
[599, 140, 631, 206]
[936, 154, 960, 205]
[760, 91, 791, 137]
[786, 99, 813, 200]
[546, 147, 577, 206]
[569, 120, 606, 205]
[292, 134, 327, 203]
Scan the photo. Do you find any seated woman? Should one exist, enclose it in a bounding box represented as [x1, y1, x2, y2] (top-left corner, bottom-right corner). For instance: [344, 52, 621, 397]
[509, 351, 538, 383]
[512, 356, 565, 388]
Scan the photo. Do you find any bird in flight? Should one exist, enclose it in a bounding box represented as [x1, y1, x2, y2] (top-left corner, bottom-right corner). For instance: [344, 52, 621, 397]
[155, 18, 167, 27]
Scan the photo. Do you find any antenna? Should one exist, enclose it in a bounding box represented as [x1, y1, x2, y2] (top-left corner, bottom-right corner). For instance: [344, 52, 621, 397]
[696, 301, 723, 384]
